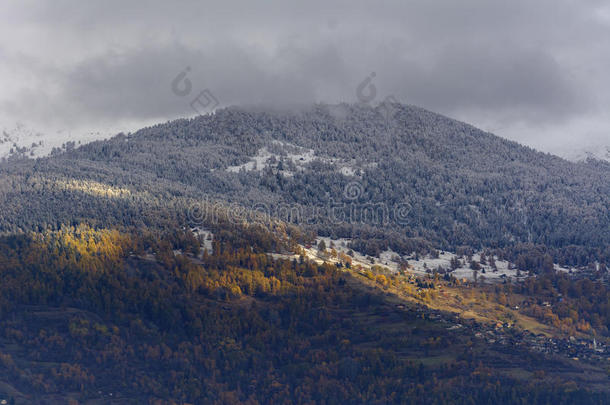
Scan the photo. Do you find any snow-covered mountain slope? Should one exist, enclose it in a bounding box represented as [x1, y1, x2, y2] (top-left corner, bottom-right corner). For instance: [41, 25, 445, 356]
[558, 144, 610, 163]
[0, 121, 117, 160]
[0, 122, 46, 158]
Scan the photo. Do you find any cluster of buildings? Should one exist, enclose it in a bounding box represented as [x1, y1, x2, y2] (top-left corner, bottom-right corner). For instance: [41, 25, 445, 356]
[408, 304, 610, 363]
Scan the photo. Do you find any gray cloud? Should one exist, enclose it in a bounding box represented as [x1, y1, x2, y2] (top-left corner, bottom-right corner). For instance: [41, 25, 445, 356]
[0, 0, 609, 153]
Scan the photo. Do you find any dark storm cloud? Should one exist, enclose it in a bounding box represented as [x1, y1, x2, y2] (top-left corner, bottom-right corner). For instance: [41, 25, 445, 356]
[389, 45, 589, 120]
[5, 41, 349, 123]
[1, 0, 609, 151]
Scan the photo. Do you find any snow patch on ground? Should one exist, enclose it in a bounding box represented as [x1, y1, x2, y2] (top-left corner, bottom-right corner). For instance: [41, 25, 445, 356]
[225, 140, 370, 178]
[226, 147, 275, 173]
[290, 237, 540, 284]
[190, 227, 214, 254]
[340, 166, 357, 176]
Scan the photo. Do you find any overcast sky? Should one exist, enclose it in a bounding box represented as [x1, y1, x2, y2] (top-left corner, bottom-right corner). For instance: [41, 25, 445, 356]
[1, 0, 609, 155]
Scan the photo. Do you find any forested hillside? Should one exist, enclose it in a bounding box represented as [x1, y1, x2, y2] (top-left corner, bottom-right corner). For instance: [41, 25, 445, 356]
[1, 104, 610, 403]
[1, 104, 609, 269]
[0, 223, 608, 404]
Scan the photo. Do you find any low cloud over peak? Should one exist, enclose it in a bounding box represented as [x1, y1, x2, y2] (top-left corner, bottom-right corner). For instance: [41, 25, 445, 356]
[0, 0, 608, 154]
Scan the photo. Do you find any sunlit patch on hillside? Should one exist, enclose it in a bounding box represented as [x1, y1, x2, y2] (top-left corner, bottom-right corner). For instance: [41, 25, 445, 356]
[54, 179, 132, 199]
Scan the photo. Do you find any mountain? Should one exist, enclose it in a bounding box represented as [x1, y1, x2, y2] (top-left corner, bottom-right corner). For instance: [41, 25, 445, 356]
[2, 103, 609, 266]
[560, 144, 610, 163]
[0, 122, 46, 158]
[1, 103, 610, 404]
[0, 121, 113, 160]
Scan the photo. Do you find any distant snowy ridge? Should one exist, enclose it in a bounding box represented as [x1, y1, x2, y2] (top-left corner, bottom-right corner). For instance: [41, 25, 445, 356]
[558, 145, 610, 163]
[0, 121, 114, 160]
